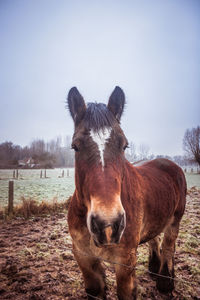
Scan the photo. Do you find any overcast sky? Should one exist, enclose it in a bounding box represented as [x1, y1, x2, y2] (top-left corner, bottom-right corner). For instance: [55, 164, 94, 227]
[0, 0, 199, 156]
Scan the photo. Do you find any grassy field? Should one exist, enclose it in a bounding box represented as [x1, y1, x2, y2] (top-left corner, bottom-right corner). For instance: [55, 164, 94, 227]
[0, 168, 199, 208]
[0, 169, 75, 208]
[185, 172, 200, 189]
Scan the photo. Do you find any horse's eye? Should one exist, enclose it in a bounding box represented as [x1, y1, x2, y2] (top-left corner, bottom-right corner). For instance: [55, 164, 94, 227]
[71, 144, 79, 152]
[123, 144, 129, 151]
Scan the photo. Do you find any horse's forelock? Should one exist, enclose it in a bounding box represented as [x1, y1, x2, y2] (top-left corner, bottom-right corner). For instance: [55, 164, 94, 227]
[84, 103, 116, 132]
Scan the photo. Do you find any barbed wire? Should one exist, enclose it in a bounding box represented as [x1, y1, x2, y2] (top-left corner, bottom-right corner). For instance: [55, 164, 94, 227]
[63, 241, 200, 300]
[71, 247, 200, 288]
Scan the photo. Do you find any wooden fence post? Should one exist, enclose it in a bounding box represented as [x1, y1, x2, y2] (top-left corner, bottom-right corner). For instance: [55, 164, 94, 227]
[8, 181, 14, 215]
[40, 170, 42, 178]
[13, 170, 15, 179]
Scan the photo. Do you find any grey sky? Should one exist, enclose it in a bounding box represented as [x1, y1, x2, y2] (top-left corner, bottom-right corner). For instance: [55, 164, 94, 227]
[0, 0, 199, 156]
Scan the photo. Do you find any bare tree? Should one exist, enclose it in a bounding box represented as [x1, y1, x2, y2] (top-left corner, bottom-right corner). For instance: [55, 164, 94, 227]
[125, 141, 138, 162]
[63, 135, 75, 167]
[129, 142, 137, 161]
[138, 143, 150, 160]
[173, 155, 186, 166]
[30, 139, 45, 156]
[0, 142, 22, 166]
[183, 126, 200, 167]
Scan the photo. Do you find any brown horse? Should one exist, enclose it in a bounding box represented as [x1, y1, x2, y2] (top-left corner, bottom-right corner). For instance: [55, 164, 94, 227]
[67, 86, 186, 300]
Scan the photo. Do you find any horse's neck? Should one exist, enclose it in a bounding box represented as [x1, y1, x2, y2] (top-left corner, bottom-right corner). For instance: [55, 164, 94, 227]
[122, 160, 142, 198]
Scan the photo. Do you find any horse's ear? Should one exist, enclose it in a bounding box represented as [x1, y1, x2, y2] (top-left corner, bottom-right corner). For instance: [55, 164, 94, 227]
[67, 87, 86, 125]
[107, 86, 125, 121]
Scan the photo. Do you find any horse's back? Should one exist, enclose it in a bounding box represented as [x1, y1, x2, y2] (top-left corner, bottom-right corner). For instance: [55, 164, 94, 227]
[137, 158, 186, 197]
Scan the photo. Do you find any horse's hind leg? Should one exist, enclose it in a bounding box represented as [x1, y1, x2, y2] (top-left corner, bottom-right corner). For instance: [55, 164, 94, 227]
[73, 245, 107, 300]
[156, 217, 180, 294]
[148, 236, 161, 278]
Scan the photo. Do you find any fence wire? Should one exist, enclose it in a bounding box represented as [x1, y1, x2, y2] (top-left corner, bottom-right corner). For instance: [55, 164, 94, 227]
[72, 247, 200, 287]
[63, 242, 200, 299]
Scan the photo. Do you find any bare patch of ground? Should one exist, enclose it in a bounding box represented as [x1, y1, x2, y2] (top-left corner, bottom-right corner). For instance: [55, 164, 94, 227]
[0, 188, 199, 299]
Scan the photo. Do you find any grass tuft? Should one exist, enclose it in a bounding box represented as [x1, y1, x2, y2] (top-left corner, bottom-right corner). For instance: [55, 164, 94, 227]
[0, 196, 71, 220]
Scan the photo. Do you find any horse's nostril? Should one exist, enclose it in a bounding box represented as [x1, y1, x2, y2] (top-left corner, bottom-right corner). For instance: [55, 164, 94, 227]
[90, 215, 103, 234]
[113, 219, 120, 234]
[120, 213, 126, 230]
[112, 213, 126, 240]
[91, 216, 98, 233]
[114, 213, 125, 230]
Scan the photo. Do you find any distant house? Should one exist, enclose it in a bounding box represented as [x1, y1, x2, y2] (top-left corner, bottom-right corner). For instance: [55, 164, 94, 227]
[18, 157, 35, 168]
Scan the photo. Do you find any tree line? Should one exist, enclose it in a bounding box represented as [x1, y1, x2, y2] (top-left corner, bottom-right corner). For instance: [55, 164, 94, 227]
[0, 126, 199, 169]
[0, 136, 74, 168]
[126, 125, 200, 168]
[125, 142, 190, 167]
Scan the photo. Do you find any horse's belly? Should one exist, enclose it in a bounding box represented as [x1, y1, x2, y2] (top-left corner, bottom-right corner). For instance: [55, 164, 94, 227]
[139, 214, 174, 244]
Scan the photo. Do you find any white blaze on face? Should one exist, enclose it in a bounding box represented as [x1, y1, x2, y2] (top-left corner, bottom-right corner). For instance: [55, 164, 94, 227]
[90, 128, 111, 168]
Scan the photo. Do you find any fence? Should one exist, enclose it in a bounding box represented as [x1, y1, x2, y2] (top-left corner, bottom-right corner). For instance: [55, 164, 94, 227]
[11, 168, 70, 179]
[8, 180, 14, 214]
[183, 166, 200, 173]
[2, 169, 72, 213]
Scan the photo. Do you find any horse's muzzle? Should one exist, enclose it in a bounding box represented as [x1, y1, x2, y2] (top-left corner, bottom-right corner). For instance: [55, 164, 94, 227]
[89, 213, 126, 246]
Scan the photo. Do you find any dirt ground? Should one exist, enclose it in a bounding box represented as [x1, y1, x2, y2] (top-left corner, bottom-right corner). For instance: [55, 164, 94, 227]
[0, 188, 200, 300]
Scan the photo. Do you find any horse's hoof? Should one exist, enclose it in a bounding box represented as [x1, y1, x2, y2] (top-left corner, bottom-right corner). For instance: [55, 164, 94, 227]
[156, 277, 174, 294]
[86, 287, 107, 300]
[156, 262, 175, 294]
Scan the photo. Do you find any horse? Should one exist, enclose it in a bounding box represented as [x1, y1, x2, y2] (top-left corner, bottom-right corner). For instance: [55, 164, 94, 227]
[67, 86, 186, 300]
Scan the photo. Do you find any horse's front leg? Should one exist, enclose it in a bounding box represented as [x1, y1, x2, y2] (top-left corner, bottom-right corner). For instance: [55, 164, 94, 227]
[115, 249, 137, 300]
[73, 243, 107, 300]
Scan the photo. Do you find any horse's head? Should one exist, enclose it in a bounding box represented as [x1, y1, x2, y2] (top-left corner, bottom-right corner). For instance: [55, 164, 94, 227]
[68, 86, 128, 247]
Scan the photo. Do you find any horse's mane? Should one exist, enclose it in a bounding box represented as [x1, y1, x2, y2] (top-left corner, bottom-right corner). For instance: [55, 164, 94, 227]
[84, 103, 115, 132]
